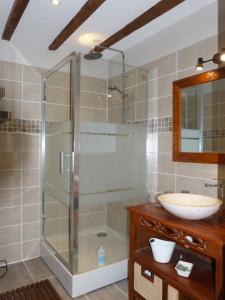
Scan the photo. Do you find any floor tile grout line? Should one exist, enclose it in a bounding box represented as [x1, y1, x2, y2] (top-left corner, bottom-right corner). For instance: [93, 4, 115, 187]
[113, 283, 128, 296]
[23, 261, 35, 282]
[84, 295, 90, 300]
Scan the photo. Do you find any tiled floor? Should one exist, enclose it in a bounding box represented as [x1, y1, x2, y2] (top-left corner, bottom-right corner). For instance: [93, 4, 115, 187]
[0, 257, 128, 300]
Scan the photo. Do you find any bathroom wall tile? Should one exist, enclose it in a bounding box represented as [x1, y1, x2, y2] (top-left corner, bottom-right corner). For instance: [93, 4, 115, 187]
[79, 210, 107, 231]
[22, 152, 39, 169]
[0, 133, 21, 152]
[0, 170, 21, 188]
[46, 86, 70, 106]
[21, 134, 39, 152]
[157, 173, 175, 193]
[80, 108, 107, 123]
[23, 101, 41, 120]
[137, 68, 148, 84]
[0, 225, 21, 246]
[22, 204, 40, 223]
[0, 99, 22, 119]
[22, 239, 40, 259]
[148, 172, 158, 192]
[148, 99, 158, 118]
[0, 80, 22, 100]
[79, 203, 107, 213]
[0, 206, 21, 226]
[23, 65, 46, 84]
[0, 60, 22, 81]
[81, 76, 107, 93]
[108, 93, 123, 109]
[0, 243, 21, 263]
[157, 74, 176, 98]
[23, 83, 41, 102]
[145, 52, 176, 80]
[81, 92, 107, 109]
[127, 104, 135, 122]
[22, 222, 40, 241]
[135, 101, 147, 121]
[157, 96, 172, 117]
[158, 153, 175, 174]
[22, 187, 40, 205]
[135, 83, 148, 102]
[0, 152, 21, 169]
[175, 176, 217, 197]
[47, 70, 70, 89]
[22, 169, 40, 187]
[158, 132, 172, 153]
[147, 153, 158, 173]
[107, 211, 128, 236]
[177, 36, 217, 70]
[0, 188, 21, 208]
[176, 163, 218, 180]
[46, 103, 70, 122]
[108, 107, 122, 123]
[125, 68, 137, 87]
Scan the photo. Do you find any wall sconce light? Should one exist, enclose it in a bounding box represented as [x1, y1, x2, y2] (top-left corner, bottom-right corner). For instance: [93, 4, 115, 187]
[195, 49, 225, 71]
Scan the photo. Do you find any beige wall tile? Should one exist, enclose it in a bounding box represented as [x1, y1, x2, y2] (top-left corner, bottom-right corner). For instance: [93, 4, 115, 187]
[80, 108, 107, 122]
[0, 152, 21, 169]
[22, 169, 40, 187]
[22, 239, 40, 259]
[0, 206, 21, 226]
[125, 68, 137, 87]
[0, 225, 21, 246]
[136, 83, 148, 102]
[21, 134, 39, 152]
[137, 68, 148, 84]
[176, 163, 218, 180]
[158, 153, 175, 174]
[157, 96, 172, 117]
[46, 86, 70, 106]
[81, 76, 107, 93]
[81, 92, 107, 109]
[23, 83, 41, 102]
[0, 243, 21, 263]
[108, 107, 122, 123]
[177, 36, 217, 70]
[136, 101, 147, 121]
[22, 187, 40, 205]
[157, 173, 175, 193]
[175, 176, 217, 197]
[0, 188, 21, 208]
[22, 204, 40, 223]
[0, 133, 21, 152]
[22, 222, 40, 241]
[145, 53, 176, 80]
[79, 210, 107, 231]
[0, 80, 22, 100]
[0, 60, 22, 81]
[46, 103, 70, 122]
[23, 101, 41, 120]
[22, 152, 39, 169]
[0, 170, 21, 188]
[23, 65, 46, 84]
[0, 99, 22, 119]
[158, 132, 172, 153]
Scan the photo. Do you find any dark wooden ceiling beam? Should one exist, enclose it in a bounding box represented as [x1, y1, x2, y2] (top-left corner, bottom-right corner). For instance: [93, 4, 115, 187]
[49, 0, 105, 50]
[2, 0, 30, 40]
[94, 0, 185, 52]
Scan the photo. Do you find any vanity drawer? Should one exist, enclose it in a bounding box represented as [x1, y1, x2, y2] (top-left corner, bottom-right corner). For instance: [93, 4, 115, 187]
[134, 262, 163, 300]
[134, 262, 180, 300]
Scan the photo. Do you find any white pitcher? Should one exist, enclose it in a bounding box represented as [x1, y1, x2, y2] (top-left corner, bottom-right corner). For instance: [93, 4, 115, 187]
[149, 238, 175, 263]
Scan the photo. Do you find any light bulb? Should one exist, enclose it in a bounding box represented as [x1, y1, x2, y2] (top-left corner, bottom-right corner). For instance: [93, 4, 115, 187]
[220, 48, 225, 62]
[51, 0, 61, 6]
[196, 64, 203, 71]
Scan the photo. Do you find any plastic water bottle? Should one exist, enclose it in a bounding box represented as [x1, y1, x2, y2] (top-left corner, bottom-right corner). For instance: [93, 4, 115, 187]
[97, 246, 106, 267]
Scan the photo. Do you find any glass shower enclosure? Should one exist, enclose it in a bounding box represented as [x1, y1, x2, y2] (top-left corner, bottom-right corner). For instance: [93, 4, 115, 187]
[41, 52, 148, 297]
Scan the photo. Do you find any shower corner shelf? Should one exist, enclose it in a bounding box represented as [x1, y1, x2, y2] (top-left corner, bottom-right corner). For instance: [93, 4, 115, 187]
[127, 203, 225, 300]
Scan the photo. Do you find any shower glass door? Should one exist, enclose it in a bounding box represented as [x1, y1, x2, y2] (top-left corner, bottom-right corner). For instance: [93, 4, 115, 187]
[42, 53, 80, 271]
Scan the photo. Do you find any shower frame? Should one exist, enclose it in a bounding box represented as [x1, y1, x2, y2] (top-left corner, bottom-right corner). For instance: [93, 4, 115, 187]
[41, 52, 80, 275]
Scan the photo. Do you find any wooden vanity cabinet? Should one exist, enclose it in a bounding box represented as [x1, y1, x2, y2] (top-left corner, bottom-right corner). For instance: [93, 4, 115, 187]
[127, 203, 225, 300]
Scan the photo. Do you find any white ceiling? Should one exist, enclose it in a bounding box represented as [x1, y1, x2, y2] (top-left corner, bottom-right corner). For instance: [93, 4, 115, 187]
[0, 0, 217, 68]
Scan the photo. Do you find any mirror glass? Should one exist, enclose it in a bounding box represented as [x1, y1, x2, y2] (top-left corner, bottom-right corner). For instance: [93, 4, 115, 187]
[181, 78, 225, 153]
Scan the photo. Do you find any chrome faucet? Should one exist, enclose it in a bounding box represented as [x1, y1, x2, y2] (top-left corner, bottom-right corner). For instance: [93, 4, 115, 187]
[204, 179, 225, 202]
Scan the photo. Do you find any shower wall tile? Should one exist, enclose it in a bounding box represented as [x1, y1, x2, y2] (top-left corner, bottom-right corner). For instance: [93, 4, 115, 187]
[144, 35, 219, 199]
[80, 92, 107, 109]
[0, 60, 43, 263]
[79, 210, 107, 231]
[80, 108, 107, 123]
[81, 76, 107, 93]
[0, 61, 22, 81]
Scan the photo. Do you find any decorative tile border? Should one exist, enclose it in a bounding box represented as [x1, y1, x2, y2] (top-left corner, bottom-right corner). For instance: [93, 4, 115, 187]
[203, 129, 225, 139]
[148, 117, 172, 133]
[0, 119, 41, 133]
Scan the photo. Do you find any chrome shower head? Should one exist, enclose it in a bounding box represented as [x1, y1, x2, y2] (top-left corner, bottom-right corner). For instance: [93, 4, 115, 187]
[108, 86, 127, 98]
[84, 50, 103, 60]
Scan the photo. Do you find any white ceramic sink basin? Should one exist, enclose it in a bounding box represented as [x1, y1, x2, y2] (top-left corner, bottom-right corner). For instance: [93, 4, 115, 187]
[158, 193, 222, 220]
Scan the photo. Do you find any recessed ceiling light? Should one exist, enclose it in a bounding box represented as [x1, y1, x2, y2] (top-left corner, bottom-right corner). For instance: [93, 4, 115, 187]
[78, 33, 104, 47]
[51, 0, 61, 6]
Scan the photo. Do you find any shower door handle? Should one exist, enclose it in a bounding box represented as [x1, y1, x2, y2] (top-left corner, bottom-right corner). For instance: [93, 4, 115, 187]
[59, 152, 64, 175]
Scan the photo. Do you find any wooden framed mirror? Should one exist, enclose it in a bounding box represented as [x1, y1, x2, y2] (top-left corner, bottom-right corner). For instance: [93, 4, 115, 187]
[173, 66, 225, 164]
